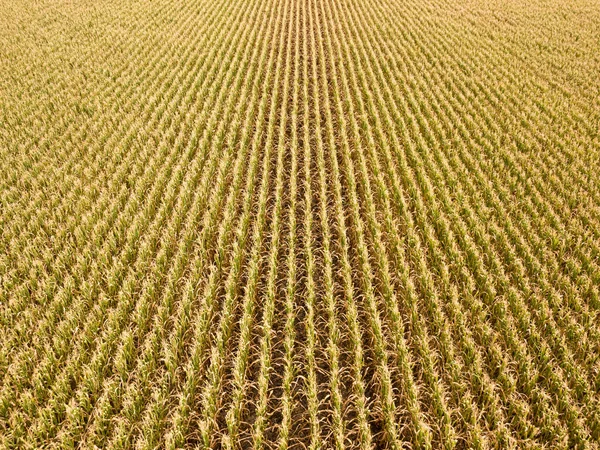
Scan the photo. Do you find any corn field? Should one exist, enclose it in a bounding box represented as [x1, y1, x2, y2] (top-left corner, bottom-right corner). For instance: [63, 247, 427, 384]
[1, 0, 599, 448]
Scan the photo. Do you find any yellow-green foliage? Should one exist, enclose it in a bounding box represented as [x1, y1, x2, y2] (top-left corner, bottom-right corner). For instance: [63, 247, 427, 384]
[1, 0, 599, 448]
